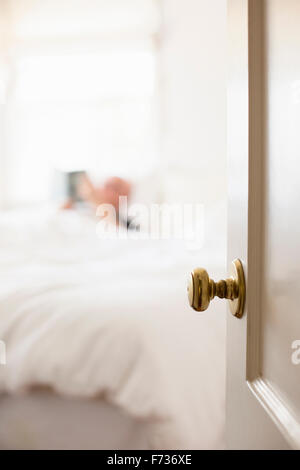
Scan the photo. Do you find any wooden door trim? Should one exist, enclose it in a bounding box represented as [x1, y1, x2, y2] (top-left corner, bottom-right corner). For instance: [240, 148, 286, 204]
[250, 378, 300, 448]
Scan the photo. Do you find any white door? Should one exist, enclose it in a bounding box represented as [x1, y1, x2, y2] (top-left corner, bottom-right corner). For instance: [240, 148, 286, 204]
[226, 0, 300, 449]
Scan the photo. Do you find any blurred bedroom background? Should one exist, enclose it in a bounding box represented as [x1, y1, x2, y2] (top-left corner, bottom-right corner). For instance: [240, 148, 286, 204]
[0, 0, 226, 255]
[0, 0, 228, 450]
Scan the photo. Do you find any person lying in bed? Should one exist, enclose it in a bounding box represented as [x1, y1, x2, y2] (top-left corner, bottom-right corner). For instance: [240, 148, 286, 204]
[61, 174, 134, 228]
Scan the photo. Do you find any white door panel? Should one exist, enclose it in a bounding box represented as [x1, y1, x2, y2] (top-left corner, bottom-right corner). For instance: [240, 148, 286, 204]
[226, 0, 300, 449]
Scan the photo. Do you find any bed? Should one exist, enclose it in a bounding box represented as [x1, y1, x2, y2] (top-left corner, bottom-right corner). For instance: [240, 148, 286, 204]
[0, 208, 226, 449]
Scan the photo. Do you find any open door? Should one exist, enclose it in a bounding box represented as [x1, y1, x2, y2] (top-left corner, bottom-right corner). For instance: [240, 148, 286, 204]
[226, 0, 300, 449]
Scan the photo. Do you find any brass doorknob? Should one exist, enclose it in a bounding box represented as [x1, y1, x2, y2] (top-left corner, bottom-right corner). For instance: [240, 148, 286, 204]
[187, 259, 245, 318]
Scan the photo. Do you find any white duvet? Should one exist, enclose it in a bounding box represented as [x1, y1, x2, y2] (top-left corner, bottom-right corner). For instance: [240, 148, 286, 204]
[0, 208, 226, 449]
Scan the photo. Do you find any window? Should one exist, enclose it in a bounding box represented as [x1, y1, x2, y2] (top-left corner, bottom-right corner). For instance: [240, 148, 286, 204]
[0, 0, 161, 206]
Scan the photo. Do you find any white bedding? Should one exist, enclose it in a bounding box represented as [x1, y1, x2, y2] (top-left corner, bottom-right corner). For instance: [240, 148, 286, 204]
[0, 208, 226, 449]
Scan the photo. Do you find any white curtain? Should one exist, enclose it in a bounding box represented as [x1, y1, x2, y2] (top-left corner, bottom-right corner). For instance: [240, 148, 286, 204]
[0, 0, 161, 207]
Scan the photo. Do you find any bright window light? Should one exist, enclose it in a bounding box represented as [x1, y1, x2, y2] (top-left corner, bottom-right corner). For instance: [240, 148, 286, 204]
[15, 51, 156, 102]
[1, 0, 160, 207]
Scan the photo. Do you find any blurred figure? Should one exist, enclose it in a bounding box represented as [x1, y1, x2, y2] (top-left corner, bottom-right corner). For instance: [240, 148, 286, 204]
[61, 174, 133, 227]
[79, 175, 131, 212]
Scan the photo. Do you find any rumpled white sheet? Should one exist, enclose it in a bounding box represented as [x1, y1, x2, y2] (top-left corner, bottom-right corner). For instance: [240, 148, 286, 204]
[0, 208, 226, 449]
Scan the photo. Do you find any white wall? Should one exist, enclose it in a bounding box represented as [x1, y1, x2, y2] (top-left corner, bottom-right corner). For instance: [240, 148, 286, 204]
[160, 0, 227, 255]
